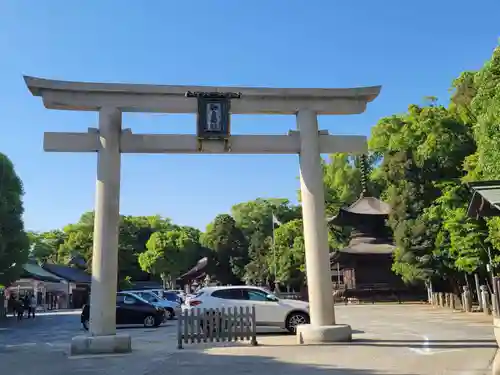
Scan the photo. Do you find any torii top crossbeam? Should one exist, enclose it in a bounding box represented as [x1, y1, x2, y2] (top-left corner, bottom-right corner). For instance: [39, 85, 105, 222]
[24, 76, 381, 115]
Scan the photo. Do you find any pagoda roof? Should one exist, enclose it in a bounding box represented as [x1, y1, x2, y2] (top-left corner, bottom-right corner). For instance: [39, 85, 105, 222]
[328, 196, 391, 227]
[342, 196, 391, 216]
[330, 242, 395, 261]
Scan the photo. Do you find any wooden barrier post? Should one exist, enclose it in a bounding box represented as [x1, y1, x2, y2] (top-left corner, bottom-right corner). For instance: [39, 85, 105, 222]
[250, 306, 258, 346]
[480, 285, 492, 315]
[450, 293, 456, 310]
[462, 286, 472, 312]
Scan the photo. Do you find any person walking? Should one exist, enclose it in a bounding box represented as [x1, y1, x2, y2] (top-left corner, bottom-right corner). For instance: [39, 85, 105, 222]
[16, 299, 24, 321]
[28, 294, 37, 318]
[22, 295, 30, 319]
[7, 295, 13, 317]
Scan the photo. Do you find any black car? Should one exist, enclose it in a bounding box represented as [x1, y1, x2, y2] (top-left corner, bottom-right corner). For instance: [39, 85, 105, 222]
[81, 292, 165, 330]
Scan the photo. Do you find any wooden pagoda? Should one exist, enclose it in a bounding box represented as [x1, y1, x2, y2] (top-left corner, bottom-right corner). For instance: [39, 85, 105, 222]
[328, 155, 407, 294]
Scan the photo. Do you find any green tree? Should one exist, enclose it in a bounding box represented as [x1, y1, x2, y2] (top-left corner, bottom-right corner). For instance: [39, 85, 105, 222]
[0, 153, 30, 286]
[118, 215, 174, 281]
[272, 219, 306, 288]
[59, 212, 95, 270]
[370, 103, 476, 285]
[231, 198, 300, 284]
[457, 46, 500, 268]
[201, 214, 248, 285]
[28, 230, 66, 263]
[138, 226, 204, 287]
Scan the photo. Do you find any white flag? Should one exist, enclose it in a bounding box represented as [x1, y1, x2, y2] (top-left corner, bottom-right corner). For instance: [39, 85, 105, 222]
[272, 214, 282, 226]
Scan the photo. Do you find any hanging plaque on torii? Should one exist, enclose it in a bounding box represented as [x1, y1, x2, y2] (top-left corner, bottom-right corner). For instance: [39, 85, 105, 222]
[185, 91, 241, 152]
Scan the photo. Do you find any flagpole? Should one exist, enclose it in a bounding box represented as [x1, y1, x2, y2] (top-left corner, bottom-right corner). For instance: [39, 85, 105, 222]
[272, 212, 276, 284]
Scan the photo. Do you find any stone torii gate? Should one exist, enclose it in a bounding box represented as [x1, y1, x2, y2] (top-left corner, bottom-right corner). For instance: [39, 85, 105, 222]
[24, 76, 380, 354]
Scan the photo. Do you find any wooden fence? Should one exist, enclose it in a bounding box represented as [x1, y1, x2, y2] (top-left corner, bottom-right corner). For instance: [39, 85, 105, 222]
[177, 306, 258, 349]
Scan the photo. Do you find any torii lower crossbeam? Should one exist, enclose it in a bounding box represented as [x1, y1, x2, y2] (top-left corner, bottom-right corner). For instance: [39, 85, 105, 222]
[43, 131, 367, 154]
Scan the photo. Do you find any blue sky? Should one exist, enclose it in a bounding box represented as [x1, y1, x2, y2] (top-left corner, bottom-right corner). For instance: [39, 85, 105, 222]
[0, 1, 499, 232]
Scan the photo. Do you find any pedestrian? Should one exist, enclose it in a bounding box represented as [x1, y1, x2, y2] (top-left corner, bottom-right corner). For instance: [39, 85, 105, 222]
[2, 295, 7, 318]
[29, 294, 37, 319]
[8, 295, 15, 317]
[22, 295, 30, 319]
[16, 299, 24, 321]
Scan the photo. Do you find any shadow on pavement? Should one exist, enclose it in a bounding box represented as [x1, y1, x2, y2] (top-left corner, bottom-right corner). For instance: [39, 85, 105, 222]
[0, 345, 420, 375]
[152, 351, 417, 375]
[255, 331, 292, 336]
[255, 329, 365, 337]
[116, 324, 173, 330]
[352, 338, 497, 349]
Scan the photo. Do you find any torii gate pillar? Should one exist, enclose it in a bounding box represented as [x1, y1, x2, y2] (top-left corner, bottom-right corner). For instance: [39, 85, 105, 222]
[296, 109, 352, 343]
[24, 76, 381, 353]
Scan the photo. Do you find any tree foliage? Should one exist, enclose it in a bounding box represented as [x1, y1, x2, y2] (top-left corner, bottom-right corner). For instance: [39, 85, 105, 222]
[201, 214, 248, 285]
[0, 153, 29, 286]
[231, 198, 300, 284]
[273, 219, 306, 288]
[138, 227, 203, 287]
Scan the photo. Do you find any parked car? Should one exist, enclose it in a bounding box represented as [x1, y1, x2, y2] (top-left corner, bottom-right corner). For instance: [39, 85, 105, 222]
[164, 290, 184, 304]
[81, 292, 165, 330]
[133, 288, 183, 304]
[183, 285, 310, 333]
[125, 290, 181, 320]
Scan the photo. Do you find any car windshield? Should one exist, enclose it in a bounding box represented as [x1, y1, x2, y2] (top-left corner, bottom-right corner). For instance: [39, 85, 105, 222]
[163, 292, 180, 302]
[125, 293, 148, 304]
[141, 293, 158, 302]
[257, 287, 277, 298]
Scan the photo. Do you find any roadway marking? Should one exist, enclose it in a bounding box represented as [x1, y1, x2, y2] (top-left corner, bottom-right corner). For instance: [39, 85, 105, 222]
[407, 335, 462, 356]
[7, 343, 37, 348]
[403, 333, 464, 356]
[69, 353, 130, 359]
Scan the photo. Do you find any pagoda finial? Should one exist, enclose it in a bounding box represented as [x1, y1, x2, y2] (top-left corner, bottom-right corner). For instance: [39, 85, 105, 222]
[360, 154, 370, 198]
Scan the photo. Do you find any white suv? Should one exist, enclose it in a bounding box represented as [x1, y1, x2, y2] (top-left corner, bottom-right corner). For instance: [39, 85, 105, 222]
[184, 285, 310, 333]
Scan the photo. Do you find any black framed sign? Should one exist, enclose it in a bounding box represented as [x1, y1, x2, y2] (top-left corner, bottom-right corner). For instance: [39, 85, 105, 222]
[197, 96, 231, 139]
[186, 91, 241, 140]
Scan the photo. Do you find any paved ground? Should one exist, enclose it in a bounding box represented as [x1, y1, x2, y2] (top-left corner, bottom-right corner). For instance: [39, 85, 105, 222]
[0, 304, 498, 375]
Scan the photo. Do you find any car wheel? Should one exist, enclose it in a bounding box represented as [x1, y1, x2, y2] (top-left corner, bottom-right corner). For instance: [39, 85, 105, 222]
[164, 308, 174, 321]
[285, 312, 309, 333]
[82, 319, 89, 331]
[143, 315, 156, 328]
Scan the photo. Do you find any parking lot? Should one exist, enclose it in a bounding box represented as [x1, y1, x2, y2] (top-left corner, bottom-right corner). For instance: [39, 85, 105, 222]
[0, 304, 498, 375]
[0, 309, 179, 351]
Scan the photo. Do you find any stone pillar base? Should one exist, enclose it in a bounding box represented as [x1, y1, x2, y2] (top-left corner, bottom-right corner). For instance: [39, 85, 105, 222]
[296, 324, 352, 345]
[70, 334, 132, 356]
